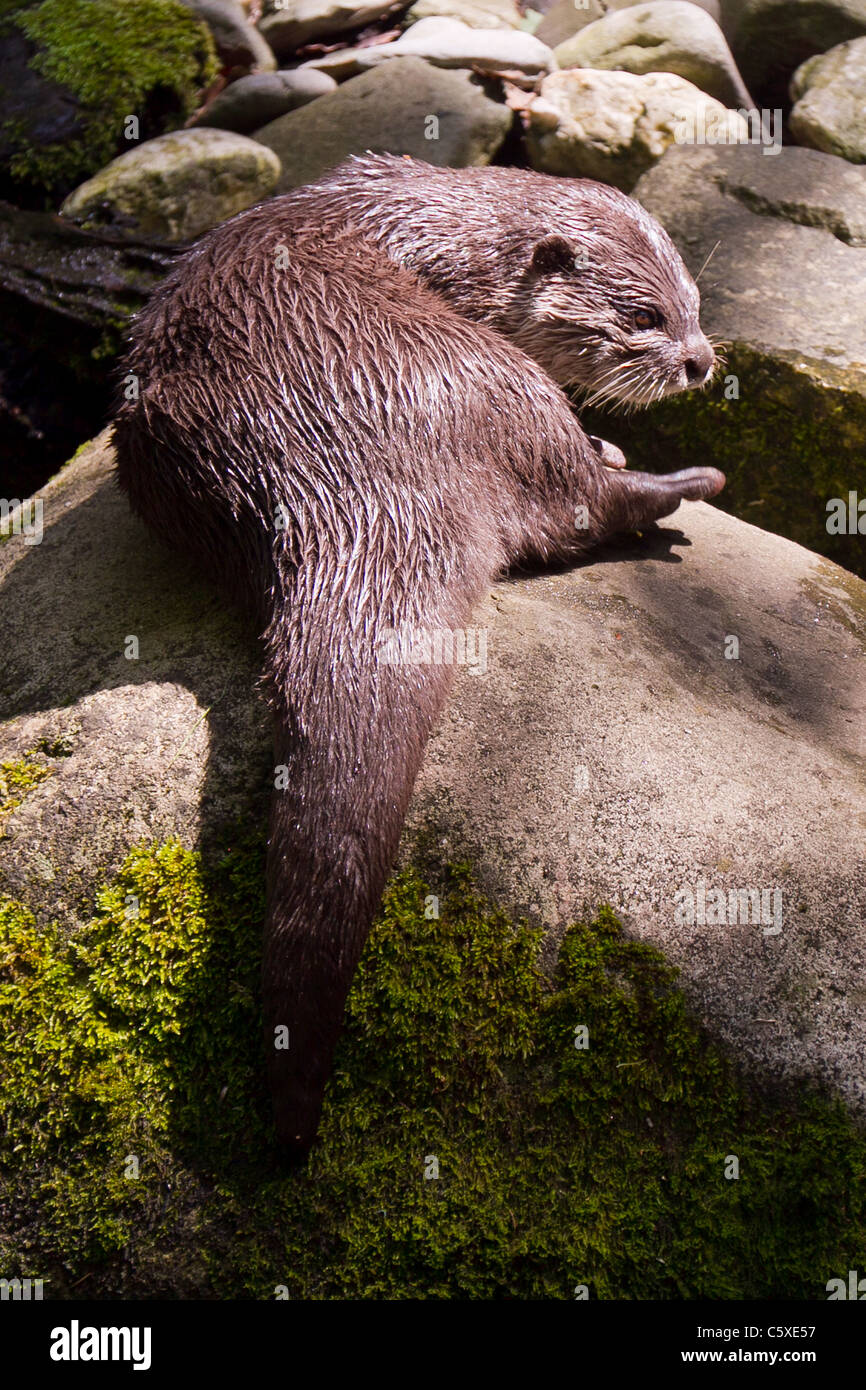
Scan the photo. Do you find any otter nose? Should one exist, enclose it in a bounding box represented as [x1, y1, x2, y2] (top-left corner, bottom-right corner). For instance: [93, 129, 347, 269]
[684, 341, 715, 387]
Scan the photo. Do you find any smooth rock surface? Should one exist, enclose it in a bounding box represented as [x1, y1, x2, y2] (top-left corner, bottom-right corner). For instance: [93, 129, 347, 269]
[253, 58, 513, 190]
[790, 37, 866, 164]
[3, 433, 865, 1122]
[524, 68, 747, 189]
[60, 129, 281, 243]
[193, 68, 337, 131]
[556, 0, 753, 109]
[303, 15, 555, 79]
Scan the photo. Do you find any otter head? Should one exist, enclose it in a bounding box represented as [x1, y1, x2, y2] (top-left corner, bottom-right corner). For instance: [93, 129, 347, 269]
[496, 185, 716, 408]
[314, 157, 715, 408]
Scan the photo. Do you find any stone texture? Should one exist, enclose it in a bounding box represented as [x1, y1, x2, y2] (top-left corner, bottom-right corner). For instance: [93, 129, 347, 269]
[556, 0, 753, 109]
[60, 129, 281, 243]
[302, 15, 554, 79]
[4, 433, 865, 1124]
[790, 37, 866, 164]
[524, 68, 747, 190]
[253, 58, 513, 191]
[193, 68, 336, 132]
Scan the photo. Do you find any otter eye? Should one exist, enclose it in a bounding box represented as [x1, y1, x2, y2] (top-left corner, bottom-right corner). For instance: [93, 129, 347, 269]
[633, 307, 660, 331]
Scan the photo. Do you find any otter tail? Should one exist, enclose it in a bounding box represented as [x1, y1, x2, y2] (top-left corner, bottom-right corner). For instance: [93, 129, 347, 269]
[261, 565, 483, 1156]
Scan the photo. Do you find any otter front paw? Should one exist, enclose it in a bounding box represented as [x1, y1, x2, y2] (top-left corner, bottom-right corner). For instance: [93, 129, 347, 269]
[603, 465, 726, 535]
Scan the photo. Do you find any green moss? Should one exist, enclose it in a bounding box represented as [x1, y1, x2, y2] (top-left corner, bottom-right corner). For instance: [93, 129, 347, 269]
[582, 346, 866, 579]
[6, 0, 217, 198]
[0, 751, 52, 832]
[1, 837, 865, 1298]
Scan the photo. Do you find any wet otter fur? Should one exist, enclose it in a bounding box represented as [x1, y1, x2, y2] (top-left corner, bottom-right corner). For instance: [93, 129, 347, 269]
[112, 155, 724, 1156]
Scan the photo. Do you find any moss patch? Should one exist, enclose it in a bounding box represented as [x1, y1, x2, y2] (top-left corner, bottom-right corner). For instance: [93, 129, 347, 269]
[0, 750, 52, 834]
[1, 837, 864, 1299]
[582, 346, 866, 579]
[6, 0, 217, 200]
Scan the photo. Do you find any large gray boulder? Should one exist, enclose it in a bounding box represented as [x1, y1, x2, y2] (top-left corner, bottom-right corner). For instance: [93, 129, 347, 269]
[555, 1, 753, 109]
[581, 142, 866, 579]
[253, 58, 513, 190]
[2, 433, 865, 1120]
[790, 37, 866, 164]
[60, 129, 281, 243]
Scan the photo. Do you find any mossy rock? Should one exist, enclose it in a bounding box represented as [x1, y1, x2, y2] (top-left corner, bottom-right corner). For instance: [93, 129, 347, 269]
[0, 0, 218, 204]
[1, 839, 865, 1298]
[582, 345, 866, 578]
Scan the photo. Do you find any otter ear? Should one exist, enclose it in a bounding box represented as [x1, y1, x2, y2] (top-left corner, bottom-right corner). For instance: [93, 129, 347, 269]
[530, 235, 575, 275]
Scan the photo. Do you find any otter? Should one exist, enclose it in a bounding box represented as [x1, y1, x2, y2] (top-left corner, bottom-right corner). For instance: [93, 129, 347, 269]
[112, 154, 723, 1156]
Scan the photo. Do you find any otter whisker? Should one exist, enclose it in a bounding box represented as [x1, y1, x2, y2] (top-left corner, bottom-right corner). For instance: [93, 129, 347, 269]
[694, 240, 722, 284]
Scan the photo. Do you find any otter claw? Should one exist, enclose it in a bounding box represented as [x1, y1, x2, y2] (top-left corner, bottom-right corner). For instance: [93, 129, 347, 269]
[589, 434, 627, 469]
